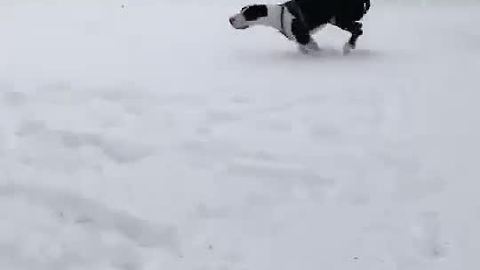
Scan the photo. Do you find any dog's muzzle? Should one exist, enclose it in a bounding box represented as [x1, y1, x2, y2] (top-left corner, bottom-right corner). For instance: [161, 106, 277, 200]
[229, 16, 249, 29]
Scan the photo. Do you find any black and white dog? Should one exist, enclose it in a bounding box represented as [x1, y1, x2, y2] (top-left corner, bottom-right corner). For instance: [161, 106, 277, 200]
[229, 0, 371, 54]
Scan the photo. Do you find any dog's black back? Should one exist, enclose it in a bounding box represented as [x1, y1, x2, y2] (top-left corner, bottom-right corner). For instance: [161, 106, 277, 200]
[289, 0, 370, 30]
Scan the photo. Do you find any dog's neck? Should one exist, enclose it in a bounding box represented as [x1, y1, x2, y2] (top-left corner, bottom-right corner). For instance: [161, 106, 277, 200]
[252, 5, 284, 31]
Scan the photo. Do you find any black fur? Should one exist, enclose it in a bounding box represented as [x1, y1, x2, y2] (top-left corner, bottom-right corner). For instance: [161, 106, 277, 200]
[289, 0, 369, 31]
[286, 0, 370, 48]
[242, 5, 268, 21]
[291, 18, 311, 45]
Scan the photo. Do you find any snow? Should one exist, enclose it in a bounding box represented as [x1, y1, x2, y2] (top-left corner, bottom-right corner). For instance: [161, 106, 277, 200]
[1, 0, 480, 269]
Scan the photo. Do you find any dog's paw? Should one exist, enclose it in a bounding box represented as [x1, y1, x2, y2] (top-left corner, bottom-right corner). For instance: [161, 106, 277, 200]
[298, 46, 310, 54]
[299, 41, 320, 55]
[343, 42, 355, 55]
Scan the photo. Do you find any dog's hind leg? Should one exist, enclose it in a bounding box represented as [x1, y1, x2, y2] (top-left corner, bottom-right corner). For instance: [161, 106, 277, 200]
[334, 20, 363, 54]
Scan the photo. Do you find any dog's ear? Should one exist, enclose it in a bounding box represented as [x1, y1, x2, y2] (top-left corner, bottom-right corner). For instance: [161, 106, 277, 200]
[242, 5, 268, 21]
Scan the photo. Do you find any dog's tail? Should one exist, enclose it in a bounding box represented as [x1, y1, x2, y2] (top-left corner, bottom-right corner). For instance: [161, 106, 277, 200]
[364, 0, 371, 13]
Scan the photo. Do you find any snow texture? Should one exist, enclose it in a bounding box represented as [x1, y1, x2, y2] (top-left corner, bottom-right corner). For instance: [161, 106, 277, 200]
[1, 0, 480, 269]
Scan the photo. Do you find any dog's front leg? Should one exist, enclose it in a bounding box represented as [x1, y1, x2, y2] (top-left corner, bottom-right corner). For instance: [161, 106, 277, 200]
[292, 19, 319, 54]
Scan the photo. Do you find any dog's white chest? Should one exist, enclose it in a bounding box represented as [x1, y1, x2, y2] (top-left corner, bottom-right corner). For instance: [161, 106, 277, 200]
[259, 5, 296, 40]
[280, 9, 296, 40]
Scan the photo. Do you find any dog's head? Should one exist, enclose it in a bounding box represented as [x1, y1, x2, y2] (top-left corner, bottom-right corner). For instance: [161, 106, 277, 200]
[229, 5, 268, 30]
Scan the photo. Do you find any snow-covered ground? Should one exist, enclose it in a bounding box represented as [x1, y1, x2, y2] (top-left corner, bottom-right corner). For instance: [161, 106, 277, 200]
[1, 0, 480, 269]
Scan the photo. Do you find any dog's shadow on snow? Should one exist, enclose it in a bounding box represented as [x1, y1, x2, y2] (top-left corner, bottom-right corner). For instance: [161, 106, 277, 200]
[237, 47, 383, 64]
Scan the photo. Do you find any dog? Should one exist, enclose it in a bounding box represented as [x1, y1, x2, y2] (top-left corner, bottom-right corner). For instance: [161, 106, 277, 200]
[229, 0, 370, 54]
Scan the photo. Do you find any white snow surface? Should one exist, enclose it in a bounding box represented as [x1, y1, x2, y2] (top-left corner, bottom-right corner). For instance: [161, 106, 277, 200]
[1, 0, 480, 269]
